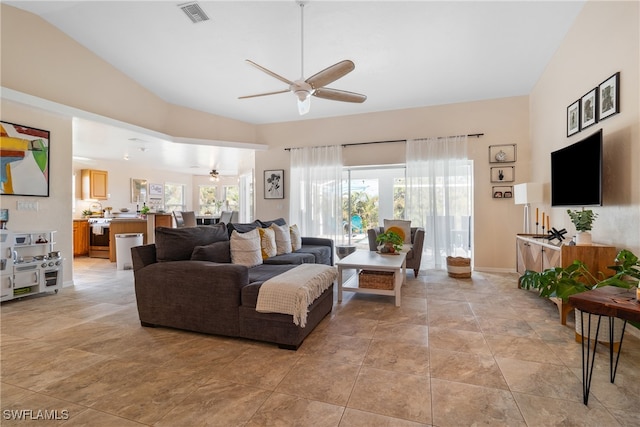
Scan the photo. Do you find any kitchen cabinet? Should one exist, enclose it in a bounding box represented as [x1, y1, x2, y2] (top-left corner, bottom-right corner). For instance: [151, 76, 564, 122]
[516, 234, 617, 324]
[81, 169, 108, 200]
[73, 220, 89, 256]
[109, 219, 147, 262]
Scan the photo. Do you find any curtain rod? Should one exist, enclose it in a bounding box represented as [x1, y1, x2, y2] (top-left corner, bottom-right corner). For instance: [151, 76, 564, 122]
[284, 133, 483, 151]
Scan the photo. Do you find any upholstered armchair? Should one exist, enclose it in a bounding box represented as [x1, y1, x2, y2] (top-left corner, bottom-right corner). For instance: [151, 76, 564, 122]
[368, 226, 425, 277]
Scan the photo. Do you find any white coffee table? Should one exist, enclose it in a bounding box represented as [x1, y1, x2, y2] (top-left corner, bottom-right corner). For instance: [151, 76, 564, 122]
[336, 250, 407, 306]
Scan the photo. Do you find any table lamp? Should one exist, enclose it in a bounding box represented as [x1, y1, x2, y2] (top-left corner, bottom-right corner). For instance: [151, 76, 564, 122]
[514, 183, 543, 234]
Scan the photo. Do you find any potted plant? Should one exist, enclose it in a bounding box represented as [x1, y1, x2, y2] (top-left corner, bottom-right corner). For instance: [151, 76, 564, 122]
[375, 230, 403, 253]
[519, 249, 639, 342]
[567, 208, 597, 245]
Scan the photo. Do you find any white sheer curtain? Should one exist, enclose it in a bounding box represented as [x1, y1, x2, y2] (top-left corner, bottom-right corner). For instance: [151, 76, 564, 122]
[405, 135, 472, 269]
[289, 145, 343, 241]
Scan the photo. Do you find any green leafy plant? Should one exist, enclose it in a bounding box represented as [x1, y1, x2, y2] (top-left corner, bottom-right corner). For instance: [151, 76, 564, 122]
[597, 249, 640, 288]
[82, 209, 92, 217]
[376, 230, 403, 253]
[140, 205, 150, 214]
[566, 209, 597, 232]
[519, 260, 598, 303]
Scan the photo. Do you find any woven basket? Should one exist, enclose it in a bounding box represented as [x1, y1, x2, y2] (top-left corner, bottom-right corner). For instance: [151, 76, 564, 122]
[446, 256, 471, 278]
[359, 270, 395, 289]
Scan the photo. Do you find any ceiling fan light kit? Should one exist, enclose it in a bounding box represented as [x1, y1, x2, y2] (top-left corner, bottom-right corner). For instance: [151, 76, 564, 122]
[239, 1, 366, 115]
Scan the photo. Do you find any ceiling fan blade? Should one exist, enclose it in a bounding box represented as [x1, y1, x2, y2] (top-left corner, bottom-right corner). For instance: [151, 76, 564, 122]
[313, 87, 367, 103]
[306, 60, 355, 89]
[245, 60, 294, 86]
[238, 89, 290, 99]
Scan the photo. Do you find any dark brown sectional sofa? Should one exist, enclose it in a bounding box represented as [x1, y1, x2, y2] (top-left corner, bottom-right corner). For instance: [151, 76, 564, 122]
[131, 220, 334, 349]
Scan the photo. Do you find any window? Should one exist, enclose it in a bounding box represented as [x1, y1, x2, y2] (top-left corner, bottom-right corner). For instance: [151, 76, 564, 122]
[224, 185, 239, 211]
[164, 183, 185, 213]
[198, 185, 217, 215]
[341, 166, 406, 248]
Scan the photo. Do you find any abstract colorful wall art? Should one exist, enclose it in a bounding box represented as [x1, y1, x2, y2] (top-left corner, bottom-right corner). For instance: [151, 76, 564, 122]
[0, 121, 50, 196]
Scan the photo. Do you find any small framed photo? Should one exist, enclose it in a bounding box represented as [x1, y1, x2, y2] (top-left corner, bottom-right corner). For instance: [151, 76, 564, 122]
[580, 88, 597, 130]
[567, 100, 580, 137]
[492, 186, 513, 199]
[148, 183, 163, 196]
[488, 144, 516, 163]
[264, 169, 284, 199]
[490, 166, 514, 183]
[598, 72, 620, 121]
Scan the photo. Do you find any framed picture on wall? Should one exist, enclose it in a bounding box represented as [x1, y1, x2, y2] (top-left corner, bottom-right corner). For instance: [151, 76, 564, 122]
[580, 88, 597, 130]
[567, 100, 580, 137]
[131, 178, 148, 203]
[264, 169, 284, 199]
[598, 72, 620, 121]
[0, 121, 50, 197]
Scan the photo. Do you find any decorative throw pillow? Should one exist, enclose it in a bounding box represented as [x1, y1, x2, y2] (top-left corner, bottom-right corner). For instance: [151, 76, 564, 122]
[258, 227, 277, 259]
[269, 222, 292, 255]
[258, 218, 287, 227]
[229, 229, 262, 267]
[383, 219, 412, 244]
[191, 241, 231, 263]
[290, 224, 302, 251]
[155, 224, 228, 262]
[226, 220, 262, 237]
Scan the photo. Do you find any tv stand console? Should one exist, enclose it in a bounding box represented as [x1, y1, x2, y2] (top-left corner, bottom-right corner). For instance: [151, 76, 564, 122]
[516, 234, 617, 324]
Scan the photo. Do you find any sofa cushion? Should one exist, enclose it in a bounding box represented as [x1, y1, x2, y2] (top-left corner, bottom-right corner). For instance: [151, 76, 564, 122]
[227, 220, 262, 236]
[258, 227, 277, 259]
[155, 224, 228, 262]
[263, 252, 315, 265]
[243, 264, 298, 306]
[258, 218, 287, 227]
[230, 229, 262, 267]
[296, 245, 332, 265]
[191, 241, 232, 263]
[290, 224, 302, 251]
[269, 222, 292, 255]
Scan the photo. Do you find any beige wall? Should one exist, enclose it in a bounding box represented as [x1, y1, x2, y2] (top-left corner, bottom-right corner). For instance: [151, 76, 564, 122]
[0, 101, 74, 285]
[0, 5, 256, 144]
[255, 96, 530, 271]
[530, 0, 639, 254]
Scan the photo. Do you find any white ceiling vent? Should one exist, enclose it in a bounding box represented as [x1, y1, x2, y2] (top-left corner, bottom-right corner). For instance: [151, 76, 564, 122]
[178, 2, 210, 23]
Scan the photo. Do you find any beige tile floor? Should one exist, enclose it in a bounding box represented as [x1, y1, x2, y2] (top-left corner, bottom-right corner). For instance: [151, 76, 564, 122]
[2, 256, 639, 426]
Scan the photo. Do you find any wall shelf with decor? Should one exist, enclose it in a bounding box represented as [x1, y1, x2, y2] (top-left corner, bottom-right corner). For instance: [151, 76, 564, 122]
[488, 144, 516, 163]
[492, 186, 513, 199]
[490, 166, 514, 183]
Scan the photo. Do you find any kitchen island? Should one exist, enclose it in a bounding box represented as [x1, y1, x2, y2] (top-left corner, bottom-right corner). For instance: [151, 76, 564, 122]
[109, 218, 147, 262]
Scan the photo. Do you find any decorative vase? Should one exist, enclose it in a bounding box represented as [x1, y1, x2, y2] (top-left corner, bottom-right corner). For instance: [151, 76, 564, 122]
[575, 231, 592, 245]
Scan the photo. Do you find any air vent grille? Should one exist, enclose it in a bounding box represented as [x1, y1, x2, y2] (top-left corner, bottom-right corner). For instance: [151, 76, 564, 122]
[178, 2, 210, 23]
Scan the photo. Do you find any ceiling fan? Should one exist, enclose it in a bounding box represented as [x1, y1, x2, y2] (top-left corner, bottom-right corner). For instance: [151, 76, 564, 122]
[239, 1, 366, 115]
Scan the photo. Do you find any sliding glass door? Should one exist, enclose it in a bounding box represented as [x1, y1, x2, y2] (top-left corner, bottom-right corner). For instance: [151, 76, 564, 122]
[341, 166, 406, 248]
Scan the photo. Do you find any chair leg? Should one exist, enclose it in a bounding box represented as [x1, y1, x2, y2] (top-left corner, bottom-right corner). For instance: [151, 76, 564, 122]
[413, 269, 419, 278]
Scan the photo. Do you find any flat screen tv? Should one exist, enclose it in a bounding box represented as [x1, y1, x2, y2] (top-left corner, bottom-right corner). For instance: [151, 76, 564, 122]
[551, 129, 603, 207]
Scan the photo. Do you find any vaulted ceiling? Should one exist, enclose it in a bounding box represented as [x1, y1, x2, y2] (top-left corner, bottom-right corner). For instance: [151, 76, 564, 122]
[6, 1, 585, 174]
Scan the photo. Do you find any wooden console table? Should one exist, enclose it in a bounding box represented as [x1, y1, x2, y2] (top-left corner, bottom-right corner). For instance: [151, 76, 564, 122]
[516, 234, 616, 324]
[569, 287, 640, 405]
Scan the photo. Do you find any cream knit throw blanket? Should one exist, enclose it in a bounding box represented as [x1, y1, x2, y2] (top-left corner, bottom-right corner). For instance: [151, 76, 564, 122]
[256, 264, 337, 327]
